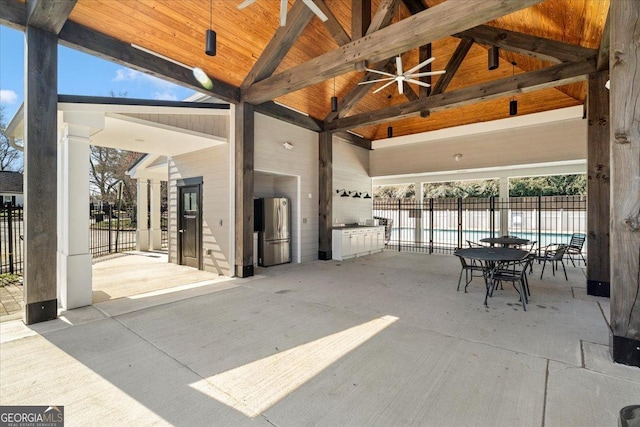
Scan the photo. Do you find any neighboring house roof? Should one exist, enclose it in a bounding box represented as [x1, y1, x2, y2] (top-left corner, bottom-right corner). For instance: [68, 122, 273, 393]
[0, 171, 23, 194]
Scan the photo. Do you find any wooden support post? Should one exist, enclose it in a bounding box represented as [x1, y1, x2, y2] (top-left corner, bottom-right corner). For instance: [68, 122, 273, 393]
[318, 131, 333, 260]
[586, 70, 610, 297]
[23, 25, 58, 324]
[610, 0, 640, 367]
[234, 103, 255, 278]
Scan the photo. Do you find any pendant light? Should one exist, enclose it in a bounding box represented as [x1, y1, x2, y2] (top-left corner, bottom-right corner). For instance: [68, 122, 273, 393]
[331, 78, 338, 112]
[387, 126, 393, 138]
[205, 0, 216, 56]
[488, 46, 499, 70]
[509, 62, 518, 116]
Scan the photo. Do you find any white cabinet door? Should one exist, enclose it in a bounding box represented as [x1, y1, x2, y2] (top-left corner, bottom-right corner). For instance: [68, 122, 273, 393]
[342, 231, 354, 257]
[360, 229, 372, 255]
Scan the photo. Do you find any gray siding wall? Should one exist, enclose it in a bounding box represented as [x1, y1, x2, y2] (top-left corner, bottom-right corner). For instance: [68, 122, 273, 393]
[254, 113, 318, 263]
[333, 137, 372, 225]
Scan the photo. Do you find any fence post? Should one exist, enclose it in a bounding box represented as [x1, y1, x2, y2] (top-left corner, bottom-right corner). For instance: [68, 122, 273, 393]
[397, 199, 401, 252]
[429, 198, 434, 254]
[6, 203, 13, 274]
[108, 205, 113, 253]
[489, 197, 495, 237]
[457, 198, 463, 249]
[537, 195, 542, 256]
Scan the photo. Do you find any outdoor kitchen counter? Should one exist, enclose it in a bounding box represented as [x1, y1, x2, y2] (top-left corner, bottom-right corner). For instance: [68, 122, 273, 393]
[332, 226, 385, 260]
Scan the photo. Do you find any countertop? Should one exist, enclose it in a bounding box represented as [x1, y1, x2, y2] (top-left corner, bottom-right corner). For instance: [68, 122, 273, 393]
[332, 224, 382, 230]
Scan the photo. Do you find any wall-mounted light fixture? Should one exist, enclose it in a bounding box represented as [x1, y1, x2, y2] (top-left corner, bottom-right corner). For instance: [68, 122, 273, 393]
[336, 189, 350, 197]
[352, 191, 362, 198]
[363, 192, 372, 199]
[283, 141, 294, 150]
[205, 0, 216, 56]
[488, 46, 499, 70]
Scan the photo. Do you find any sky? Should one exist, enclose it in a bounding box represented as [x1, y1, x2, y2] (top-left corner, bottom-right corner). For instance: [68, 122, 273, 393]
[0, 25, 195, 123]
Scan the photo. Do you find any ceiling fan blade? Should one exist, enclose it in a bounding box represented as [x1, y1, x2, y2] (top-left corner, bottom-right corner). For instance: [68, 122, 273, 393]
[303, 0, 329, 21]
[406, 70, 447, 78]
[373, 79, 397, 94]
[237, 0, 255, 10]
[280, 0, 287, 26]
[398, 79, 404, 95]
[405, 56, 436, 75]
[365, 68, 396, 78]
[406, 79, 431, 88]
[358, 77, 396, 85]
[395, 56, 403, 76]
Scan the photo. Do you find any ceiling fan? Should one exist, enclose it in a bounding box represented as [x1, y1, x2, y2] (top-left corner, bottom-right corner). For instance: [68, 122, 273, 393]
[237, 0, 328, 27]
[358, 56, 446, 95]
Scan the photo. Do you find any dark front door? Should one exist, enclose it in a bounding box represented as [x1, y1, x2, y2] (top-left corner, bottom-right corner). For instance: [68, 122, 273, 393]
[179, 184, 201, 269]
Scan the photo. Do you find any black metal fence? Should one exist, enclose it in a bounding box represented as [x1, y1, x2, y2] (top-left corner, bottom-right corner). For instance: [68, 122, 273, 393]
[90, 204, 137, 258]
[0, 204, 24, 275]
[373, 195, 587, 256]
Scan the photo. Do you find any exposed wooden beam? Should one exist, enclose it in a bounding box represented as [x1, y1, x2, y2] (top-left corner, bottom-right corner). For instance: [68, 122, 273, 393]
[27, 0, 76, 34]
[318, 131, 333, 260]
[366, 0, 400, 36]
[325, 58, 596, 132]
[58, 21, 240, 104]
[243, 0, 544, 105]
[430, 37, 474, 96]
[333, 131, 372, 150]
[352, 0, 371, 71]
[457, 25, 597, 64]
[254, 101, 323, 132]
[0, 0, 27, 30]
[309, 0, 351, 47]
[418, 43, 431, 117]
[241, 0, 315, 89]
[401, 0, 426, 15]
[352, 0, 371, 40]
[235, 103, 255, 278]
[596, 5, 610, 72]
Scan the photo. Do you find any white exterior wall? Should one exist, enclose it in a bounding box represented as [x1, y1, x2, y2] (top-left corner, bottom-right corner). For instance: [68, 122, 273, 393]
[168, 145, 232, 276]
[370, 118, 587, 177]
[122, 113, 229, 139]
[254, 113, 318, 263]
[333, 137, 372, 225]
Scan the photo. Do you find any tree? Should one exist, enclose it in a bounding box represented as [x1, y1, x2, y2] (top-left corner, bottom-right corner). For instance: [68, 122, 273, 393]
[0, 106, 23, 172]
[89, 146, 140, 207]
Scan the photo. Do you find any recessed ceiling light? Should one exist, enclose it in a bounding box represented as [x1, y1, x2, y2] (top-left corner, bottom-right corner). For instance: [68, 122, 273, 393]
[134, 138, 145, 142]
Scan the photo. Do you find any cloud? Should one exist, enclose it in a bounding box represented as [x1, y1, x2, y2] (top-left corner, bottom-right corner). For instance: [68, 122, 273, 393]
[0, 89, 18, 104]
[113, 68, 172, 87]
[153, 90, 179, 101]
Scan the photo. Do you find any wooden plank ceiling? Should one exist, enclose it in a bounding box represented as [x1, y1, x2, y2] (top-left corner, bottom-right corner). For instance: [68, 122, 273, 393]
[67, 0, 609, 140]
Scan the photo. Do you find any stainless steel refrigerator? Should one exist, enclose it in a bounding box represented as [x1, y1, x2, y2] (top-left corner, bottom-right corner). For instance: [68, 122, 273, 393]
[254, 197, 291, 266]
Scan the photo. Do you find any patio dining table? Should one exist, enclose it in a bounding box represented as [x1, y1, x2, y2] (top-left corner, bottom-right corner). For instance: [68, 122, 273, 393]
[454, 247, 529, 306]
[480, 237, 530, 247]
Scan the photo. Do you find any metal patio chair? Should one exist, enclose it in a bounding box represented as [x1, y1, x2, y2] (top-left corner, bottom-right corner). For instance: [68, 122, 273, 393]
[566, 233, 587, 267]
[490, 257, 534, 311]
[454, 252, 486, 293]
[532, 244, 568, 281]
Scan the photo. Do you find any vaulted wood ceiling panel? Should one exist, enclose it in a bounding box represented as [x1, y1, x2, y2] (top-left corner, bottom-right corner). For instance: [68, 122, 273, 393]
[62, 0, 608, 139]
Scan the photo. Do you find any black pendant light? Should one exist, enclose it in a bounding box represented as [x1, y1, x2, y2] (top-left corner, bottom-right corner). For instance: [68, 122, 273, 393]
[488, 46, 499, 70]
[331, 78, 338, 112]
[205, 0, 216, 56]
[387, 126, 393, 138]
[509, 62, 518, 116]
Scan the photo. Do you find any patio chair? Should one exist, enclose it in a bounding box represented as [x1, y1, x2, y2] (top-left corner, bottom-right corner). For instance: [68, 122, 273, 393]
[532, 244, 568, 281]
[566, 233, 587, 267]
[490, 257, 534, 311]
[454, 252, 486, 293]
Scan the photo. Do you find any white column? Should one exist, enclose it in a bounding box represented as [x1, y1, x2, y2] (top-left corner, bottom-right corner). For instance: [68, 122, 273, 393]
[414, 181, 424, 246]
[499, 177, 509, 236]
[136, 179, 149, 251]
[57, 124, 92, 310]
[150, 179, 162, 250]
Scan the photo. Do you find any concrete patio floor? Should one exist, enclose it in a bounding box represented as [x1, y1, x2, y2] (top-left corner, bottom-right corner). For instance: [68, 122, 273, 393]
[1, 251, 638, 426]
